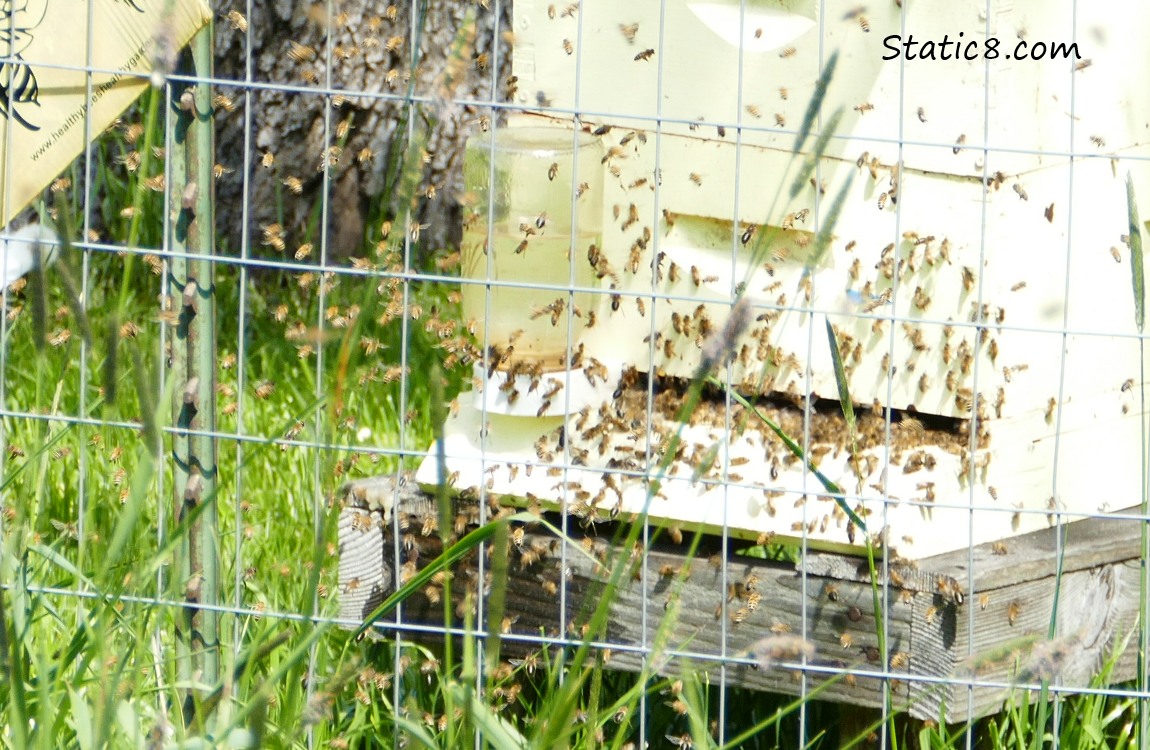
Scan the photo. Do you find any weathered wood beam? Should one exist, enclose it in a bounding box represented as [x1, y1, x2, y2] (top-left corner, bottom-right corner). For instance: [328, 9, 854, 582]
[337, 475, 1138, 724]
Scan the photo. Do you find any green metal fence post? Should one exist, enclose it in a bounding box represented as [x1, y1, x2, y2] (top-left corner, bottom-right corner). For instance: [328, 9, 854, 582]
[170, 20, 219, 720]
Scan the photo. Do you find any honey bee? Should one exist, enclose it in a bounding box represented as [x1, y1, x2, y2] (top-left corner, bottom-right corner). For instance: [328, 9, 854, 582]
[254, 380, 275, 399]
[636, 297, 646, 317]
[548, 162, 559, 181]
[385, 35, 404, 52]
[282, 176, 304, 194]
[225, 9, 248, 31]
[1090, 135, 1106, 148]
[688, 172, 703, 186]
[779, 46, 796, 58]
[843, 258, 859, 283]
[857, 16, 870, 32]
[634, 48, 655, 62]
[774, 113, 786, 127]
[936, 576, 965, 605]
[854, 102, 874, 114]
[745, 104, 761, 119]
[917, 106, 926, 123]
[839, 632, 853, 649]
[1075, 58, 1093, 71]
[504, 74, 519, 99]
[1044, 397, 1057, 423]
[1044, 203, 1055, 223]
[623, 203, 640, 230]
[778, 86, 788, 100]
[877, 191, 888, 210]
[961, 266, 976, 291]
[211, 93, 236, 113]
[954, 388, 974, 413]
[1012, 183, 1028, 201]
[288, 41, 317, 62]
[890, 652, 909, 670]
[516, 239, 529, 255]
[1006, 600, 1022, 625]
[953, 134, 967, 154]
[991, 541, 1009, 556]
[562, 39, 573, 55]
[993, 386, 1006, 417]
[618, 23, 639, 43]
[924, 605, 939, 625]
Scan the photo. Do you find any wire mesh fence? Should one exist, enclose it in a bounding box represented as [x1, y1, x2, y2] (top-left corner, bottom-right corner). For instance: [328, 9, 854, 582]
[1, 0, 1150, 747]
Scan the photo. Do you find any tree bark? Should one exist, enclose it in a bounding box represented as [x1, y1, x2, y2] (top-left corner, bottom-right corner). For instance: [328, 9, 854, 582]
[213, 1, 513, 261]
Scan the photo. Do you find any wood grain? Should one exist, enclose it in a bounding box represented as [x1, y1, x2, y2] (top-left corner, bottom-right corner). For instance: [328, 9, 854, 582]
[337, 475, 1139, 724]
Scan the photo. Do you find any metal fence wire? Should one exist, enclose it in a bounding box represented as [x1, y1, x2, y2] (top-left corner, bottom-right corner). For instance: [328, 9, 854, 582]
[2, 0, 1150, 747]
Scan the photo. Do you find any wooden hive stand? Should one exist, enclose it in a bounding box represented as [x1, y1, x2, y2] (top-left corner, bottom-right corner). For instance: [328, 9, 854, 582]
[337, 474, 1139, 725]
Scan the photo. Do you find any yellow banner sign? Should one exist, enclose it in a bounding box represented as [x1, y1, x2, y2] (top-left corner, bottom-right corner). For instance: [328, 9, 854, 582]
[1, 0, 212, 224]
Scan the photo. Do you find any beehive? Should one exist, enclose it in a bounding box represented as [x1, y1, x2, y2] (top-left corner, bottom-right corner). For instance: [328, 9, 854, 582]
[416, 0, 1150, 558]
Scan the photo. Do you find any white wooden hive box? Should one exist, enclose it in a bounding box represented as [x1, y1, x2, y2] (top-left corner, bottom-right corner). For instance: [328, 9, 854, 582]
[417, 0, 1150, 559]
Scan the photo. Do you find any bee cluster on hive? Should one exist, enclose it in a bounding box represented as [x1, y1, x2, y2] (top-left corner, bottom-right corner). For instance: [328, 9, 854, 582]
[416, 0, 1150, 559]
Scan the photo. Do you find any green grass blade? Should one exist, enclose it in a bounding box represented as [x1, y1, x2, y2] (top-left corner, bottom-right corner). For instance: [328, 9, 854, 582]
[793, 50, 839, 155]
[350, 519, 504, 640]
[483, 522, 510, 678]
[806, 172, 853, 275]
[789, 108, 844, 200]
[824, 318, 857, 435]
[707, 376, 866, 532]
[1126, 173, 1144, 332]
[453, 681, 529, 750]
[392, 714, 445, 750]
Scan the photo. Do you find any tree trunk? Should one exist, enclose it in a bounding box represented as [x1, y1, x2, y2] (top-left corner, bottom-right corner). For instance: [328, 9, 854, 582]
[213, 1, 514, 262]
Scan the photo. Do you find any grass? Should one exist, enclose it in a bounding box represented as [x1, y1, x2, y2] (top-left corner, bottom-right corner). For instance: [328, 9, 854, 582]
[1, 36, 1147, 750]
